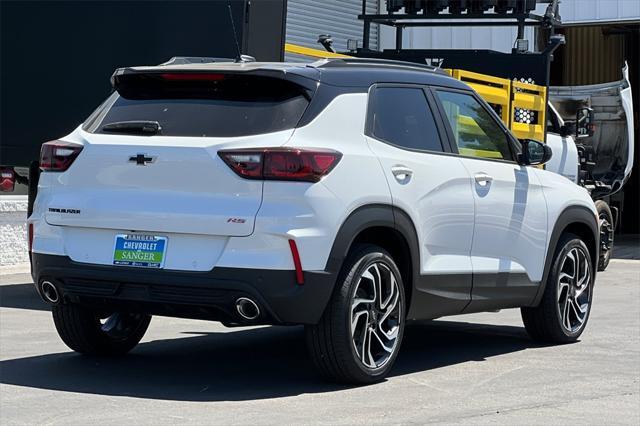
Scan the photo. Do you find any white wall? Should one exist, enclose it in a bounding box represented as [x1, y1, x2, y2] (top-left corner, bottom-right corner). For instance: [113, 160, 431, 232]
[559, 0, 640, 23]
[378, 0, 639, 53]
[286, 0, 379, 61]
[379, 24, 531, 52]
[0, 196, 29, 267]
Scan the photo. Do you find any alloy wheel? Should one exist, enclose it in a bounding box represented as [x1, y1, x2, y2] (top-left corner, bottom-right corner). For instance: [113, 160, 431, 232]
[350, 262, 402, 369]
[557, 247, 592, 333]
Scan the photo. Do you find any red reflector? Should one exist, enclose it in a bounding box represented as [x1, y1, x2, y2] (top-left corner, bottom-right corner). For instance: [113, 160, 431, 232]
[218, 148, 341, 182]
[40, 140, 83, 172]
[288, 239, 304, 285]
[159, 73, 225, 81]
[0, 167, 16, 192]
[28, 223, 34, 253]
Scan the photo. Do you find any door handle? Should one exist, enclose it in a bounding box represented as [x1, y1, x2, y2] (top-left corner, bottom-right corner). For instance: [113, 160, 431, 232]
[391, 166, 413, 182]
[474, 173, 493, 186]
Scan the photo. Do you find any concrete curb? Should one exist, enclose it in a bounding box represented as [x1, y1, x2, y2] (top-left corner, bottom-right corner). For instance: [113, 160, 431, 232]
[0, 263, 31, 275]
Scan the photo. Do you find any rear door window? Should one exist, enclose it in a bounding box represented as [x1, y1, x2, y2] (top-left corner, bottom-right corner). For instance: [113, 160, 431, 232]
[83, 75, 310, 137]
[369, 87, 445, 152]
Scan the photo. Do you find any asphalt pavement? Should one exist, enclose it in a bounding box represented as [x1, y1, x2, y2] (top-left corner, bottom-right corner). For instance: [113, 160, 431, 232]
[1, 259, 639, 425]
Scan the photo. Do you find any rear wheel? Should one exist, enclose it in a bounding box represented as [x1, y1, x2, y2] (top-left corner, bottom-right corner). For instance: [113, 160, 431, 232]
[305, 244, 405, 384]
[595, 200, 614, 271]
[52, 303, 151, 355]
[521, 233, 594, 343]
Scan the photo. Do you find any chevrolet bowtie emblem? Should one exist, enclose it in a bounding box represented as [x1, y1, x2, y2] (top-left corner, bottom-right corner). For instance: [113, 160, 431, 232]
[129, 154, 156, 165]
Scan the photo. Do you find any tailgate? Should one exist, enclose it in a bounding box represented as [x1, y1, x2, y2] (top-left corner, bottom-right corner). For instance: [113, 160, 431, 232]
[44, 131, 293, 236]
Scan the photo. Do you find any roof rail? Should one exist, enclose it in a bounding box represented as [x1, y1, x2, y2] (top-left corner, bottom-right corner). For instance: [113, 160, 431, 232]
[317, 57, 444, 74]
[159, 56, 235, 66]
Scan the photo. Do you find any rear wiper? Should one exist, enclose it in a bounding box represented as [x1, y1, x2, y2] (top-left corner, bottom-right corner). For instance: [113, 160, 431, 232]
[101, 121, 161, 135]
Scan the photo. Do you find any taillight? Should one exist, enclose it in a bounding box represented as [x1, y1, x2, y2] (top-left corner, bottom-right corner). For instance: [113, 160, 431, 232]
[40, 140, 83, 172]
[219, 152, 263, 179]
[218, 148, 342, 183]
[0, 167, 16, 192]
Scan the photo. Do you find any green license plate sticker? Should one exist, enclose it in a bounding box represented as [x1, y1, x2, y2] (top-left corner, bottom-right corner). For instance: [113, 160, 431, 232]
[113, 234, 167, 268]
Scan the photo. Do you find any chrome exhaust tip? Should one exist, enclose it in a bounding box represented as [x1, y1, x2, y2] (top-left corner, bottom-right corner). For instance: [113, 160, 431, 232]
[40, 280, 60, 304]
[235, 297, 260, 320]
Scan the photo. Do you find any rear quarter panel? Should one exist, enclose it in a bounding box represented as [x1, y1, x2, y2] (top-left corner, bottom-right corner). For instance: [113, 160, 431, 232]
[270, 92, 393, 271]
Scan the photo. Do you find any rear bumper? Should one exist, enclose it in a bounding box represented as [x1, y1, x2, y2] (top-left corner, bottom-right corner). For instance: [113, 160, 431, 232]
[32, 253, 335, 325]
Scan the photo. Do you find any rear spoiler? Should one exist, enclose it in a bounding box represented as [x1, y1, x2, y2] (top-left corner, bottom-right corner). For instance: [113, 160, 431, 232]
[158, 56, 235, 66]
[110, 64, 320, 94]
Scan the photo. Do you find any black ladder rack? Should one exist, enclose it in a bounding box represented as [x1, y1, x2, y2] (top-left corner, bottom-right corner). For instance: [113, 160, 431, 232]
[359, 0, 561, 51]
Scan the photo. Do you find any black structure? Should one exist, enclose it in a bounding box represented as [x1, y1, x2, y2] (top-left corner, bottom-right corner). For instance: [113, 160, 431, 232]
[351, 40, 563, 86]
[355, 0, 563, 84]
[0, 0, 286, 169]
[361, 0, 554, 51]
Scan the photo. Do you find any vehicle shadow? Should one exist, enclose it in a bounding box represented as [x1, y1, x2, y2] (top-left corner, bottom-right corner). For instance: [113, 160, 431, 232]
[0, 318, 541, 402]
[1, 276, 543, 401]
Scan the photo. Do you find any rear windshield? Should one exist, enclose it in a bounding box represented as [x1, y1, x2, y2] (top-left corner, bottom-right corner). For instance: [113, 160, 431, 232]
[83, 74, 310, 137]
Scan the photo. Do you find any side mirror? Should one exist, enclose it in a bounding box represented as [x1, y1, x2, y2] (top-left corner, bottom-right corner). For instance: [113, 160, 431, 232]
[576, 107, 595, 139]
[518, 139, 552, 166]
[559, 122, 576, 138]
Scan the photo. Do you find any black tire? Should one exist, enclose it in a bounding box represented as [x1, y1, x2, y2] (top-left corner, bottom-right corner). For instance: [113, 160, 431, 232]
[305, 244, 406, 384]
[595, 200, 614, 271]
[521, 233, 594, 343]
[52, 303, 151, 355]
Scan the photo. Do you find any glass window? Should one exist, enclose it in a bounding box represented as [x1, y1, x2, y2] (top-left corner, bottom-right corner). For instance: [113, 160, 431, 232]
[83, 75, 309, 137]
[371, 87, 444, 152]
[435, 91, 513, 161]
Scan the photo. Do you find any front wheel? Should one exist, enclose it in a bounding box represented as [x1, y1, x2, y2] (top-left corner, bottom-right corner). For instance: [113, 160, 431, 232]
[306, 244, 406, 384]
[521, 233, 594, 343]
[53, 303, 151, 355]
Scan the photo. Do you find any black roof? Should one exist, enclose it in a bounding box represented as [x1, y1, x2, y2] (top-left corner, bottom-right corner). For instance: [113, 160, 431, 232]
[112, 57, 471, 91]
[310, 58, 469, 89]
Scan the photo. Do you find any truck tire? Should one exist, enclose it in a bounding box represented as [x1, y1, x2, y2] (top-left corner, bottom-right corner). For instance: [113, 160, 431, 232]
[305, 244, 405, 384]
[595, 200, 614, 271]
[521, 233, 594, 343]
[52, 303, 151, 355]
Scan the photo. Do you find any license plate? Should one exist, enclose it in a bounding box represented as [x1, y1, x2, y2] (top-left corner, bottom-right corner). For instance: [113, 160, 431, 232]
[113, 234, 167, 268]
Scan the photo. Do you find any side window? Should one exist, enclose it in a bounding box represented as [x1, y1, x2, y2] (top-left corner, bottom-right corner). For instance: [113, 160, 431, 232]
[435, 90, 513, 161]
[370, 87, 444, 152]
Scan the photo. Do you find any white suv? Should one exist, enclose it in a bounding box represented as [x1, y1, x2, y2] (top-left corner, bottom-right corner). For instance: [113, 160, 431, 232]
[29, 58, 599, 384]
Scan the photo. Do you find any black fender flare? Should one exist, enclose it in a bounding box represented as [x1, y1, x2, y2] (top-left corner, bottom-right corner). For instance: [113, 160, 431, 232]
[324, 203, 421, 297]
[531, 205, 599, 306]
